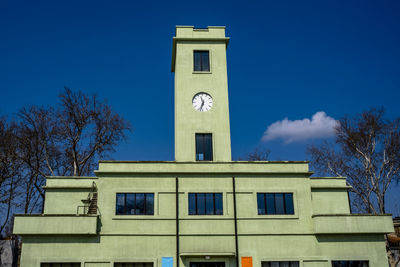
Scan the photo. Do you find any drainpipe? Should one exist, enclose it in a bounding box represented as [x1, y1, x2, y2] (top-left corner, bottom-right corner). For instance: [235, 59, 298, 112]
[232, 177, 239, 267]
[176, 177, 180, 267]
[347, 185, 352, 214]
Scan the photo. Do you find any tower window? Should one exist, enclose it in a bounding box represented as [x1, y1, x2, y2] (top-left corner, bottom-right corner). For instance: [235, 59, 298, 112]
[194, 51, 210, 72]
[196, 133, 213, 161]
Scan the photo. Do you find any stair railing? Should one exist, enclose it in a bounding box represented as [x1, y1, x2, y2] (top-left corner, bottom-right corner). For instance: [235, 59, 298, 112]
[77, 182, 98, 215]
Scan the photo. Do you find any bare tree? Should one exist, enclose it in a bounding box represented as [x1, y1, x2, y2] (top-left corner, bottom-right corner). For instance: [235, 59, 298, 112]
[17, 106, 64, 213]
[240, 147, 271, 161]
[307, 108, 400, 267]
[0, 88, 130, 237]
[58, 87, 131, 176]
[0, 118, 21, 237]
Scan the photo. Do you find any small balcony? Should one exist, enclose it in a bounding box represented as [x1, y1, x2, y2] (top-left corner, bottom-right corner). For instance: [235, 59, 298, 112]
[312, 214, 394, 234]
[13, 214, 98, 235]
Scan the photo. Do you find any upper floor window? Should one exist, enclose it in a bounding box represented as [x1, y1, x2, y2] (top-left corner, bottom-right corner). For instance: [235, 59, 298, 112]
[116, 193, 154, 215]
[262, 262, 299, 267]
[196, 133, 213, 161]
[257, 193, 294, 215]
[194, 51, 210, 72]
[189, 193, 223, 215]
[331, 261, 369, 267]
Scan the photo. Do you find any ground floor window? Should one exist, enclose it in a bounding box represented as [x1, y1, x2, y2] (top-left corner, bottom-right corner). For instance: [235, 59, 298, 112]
[114, 263, 153, 267]
[190, 262, 225, 267]
[331, 261, 369, 267]
[262, 262, 299, 267]
[41, 264, 80, 267]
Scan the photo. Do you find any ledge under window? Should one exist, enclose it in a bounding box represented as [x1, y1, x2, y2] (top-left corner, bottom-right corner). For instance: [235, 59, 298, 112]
[192, 71, 212, 74]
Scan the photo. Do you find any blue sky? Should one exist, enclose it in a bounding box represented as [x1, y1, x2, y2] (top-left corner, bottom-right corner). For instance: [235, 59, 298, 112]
[1, 1, 399, 212]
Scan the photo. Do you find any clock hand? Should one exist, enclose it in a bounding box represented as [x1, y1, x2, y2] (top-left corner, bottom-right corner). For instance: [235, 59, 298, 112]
[200, 98, 204, 111]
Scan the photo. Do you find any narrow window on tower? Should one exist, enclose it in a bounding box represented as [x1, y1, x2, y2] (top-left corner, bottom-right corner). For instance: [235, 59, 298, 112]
[196, 133, 213, 161]
[193, 51, 210, 72]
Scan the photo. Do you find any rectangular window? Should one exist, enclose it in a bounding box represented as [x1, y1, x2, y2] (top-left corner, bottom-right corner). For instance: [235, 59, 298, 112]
[189, 193, 223, 215]
[331, 261, 369, 267]
[115, 263, 153, 267]
[41, 264, 80, 267]
[257, 193, 294, 215]
[194, 51, 210, 72]
[262, 262, 299, 267]
[116, 193, 154, 215]
[196, 133, 213, 161]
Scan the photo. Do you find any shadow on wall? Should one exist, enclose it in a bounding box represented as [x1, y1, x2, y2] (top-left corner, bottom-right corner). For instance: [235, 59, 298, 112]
[0, 238, 20, 267]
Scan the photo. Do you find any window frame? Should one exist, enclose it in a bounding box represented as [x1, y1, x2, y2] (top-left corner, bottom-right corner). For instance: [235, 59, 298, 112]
[331, 260, 369, 267]
[188, 193, 223, 215]
[193, 50, 211, 72]
[115, 192, 155, 216]
[41, 263, 81, 267]
[114, 262, 154, 267]
[257, 192, 296, 216]
[261, 261, 299, 267]
[195, 133, 213, 161]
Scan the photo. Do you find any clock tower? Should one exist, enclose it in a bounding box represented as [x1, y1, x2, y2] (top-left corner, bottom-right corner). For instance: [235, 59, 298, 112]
[172, 26, 232, 162]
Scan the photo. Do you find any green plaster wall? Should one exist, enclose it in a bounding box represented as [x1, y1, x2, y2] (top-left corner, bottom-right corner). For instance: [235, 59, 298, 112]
[15, 170, 393, 266]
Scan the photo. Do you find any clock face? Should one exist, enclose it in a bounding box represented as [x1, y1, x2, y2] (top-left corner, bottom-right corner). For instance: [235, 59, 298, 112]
[192, 93, 213, 112]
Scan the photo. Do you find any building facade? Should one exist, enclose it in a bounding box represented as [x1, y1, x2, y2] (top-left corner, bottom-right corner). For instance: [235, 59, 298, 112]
[14, 26, 394, 267]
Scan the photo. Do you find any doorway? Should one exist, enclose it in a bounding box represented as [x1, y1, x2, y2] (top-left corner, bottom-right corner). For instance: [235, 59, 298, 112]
[190, 262, 225, 267]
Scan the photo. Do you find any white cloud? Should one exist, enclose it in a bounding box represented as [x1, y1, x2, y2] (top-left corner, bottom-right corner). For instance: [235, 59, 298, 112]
[261, 111, 338, 143]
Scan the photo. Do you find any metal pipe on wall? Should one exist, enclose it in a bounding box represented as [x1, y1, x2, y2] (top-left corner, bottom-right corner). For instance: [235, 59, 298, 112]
[176, 177, 180, 267]
[232, 177, 239, 267]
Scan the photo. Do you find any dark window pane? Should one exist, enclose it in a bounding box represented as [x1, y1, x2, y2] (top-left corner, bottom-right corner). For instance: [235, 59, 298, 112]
[116, 193, 125, 215]
[201, 51, 210, 71]
[114, 264, 153, 267]
[145, 193, 154, 215]
[206, 193, 214, 215]
[215, 193, 223, 215]
[204, 134, 213, 160]
[257, 193, 266, 214]
[275, 193, 285, 214]
[136, 193, 145, 215]
[41, 264, 81, 267]
[126, 193, 135, 215]
[194, 51, 202, 71]
[332, 261, 369, 267]
[196, 134, 213, 161]
[189, 193, 222, 215]
[116, 193, 154, 216]
[189, 193, 196, 215]
[284, 193, 294, 214]
[262, 262, 299, 267]
[266, 193, 276, 214]
[194, 51, 210, 71]
[196, 134, 204, 161]
[197, 193, 206, 214]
